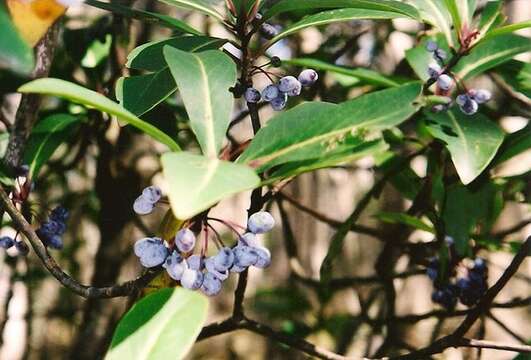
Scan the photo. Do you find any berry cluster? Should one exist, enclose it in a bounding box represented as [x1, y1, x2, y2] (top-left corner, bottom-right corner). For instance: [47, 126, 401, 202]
[427, 255, 488, 309]
[36, 206, 69, 249]
[244, 69, 318, 111]
[133, 186, 162, 215]
[425, 41, 491, 115]
[131, 187, 275, 296]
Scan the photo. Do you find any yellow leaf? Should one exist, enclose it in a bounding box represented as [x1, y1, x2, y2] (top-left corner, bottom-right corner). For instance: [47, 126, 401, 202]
[7, 0, 66, 47]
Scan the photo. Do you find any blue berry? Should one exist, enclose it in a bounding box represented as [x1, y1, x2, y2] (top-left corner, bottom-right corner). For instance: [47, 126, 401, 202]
[15, 241, 29, 256]
[459, 96, 478, 115]
[50, 206, 69, 222]
[201, 272, 222, 296]
[233, 245, 258, 267]
[270, 92, 288, 111]
[298, 69, 318, 87]
[0, 236, 15, 249]
[278, 76, 300, 93]
[427, 63, 441, 79]
[470, 89, 491, 104]
[175, 228, 196, 253]
[213, 247, 235, 272]
[133, 197, 154, 215]
[164, 251, 186, 280]
[245, 87, 261, 103]
[434, 48, 447, 61]
[260, 23, 279, 39]
[181, 268, 204, 290]
[134, 237, 168, 268]
[205, 257, 229, 280]
[262, 84, 280, 102]
[142, 186, 162, 204]
[437, 74, 453, 91]
[432, 284, 458, 309]
[240, 232, 259, 247]
[252, 246, 271, 268]
[425, 40, 438, 52]
[285, 80, 302, 97]
[186, 254, 203, 271]
[473, 257, 486, 272]
[248, 211, 275, 234]
[47, 235, 63, 249]
[426, 258, 439, 281]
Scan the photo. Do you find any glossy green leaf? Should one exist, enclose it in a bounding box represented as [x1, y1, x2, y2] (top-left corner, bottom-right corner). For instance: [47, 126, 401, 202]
[483, 21, 531, 41]
[425, 109, 504, 185]
[455, 34, 531, 79]
[163, 47, 237, 157]
[239, 82, 422, 172]
[119, 36, 226, 116]
[18, 78, 181, 152]
[495, 60, 531, 98]
[86, 0, 202, 34]
[405, 35, 450, 81]
[23, 114, 80, 177]
[285, 58, 402, 87]
[106, 288, 208, 360]
[159, 0, 224, 21]
[443, 0, 461, 35]
[0, 3, 34, 74]
[374, 211, 434, 233]
[443, 182, 502, 255]
[478, 0, 502, 37]
[410, 0, 454, 48]
[492, 124, 531, 168]
[162, 152, 260, 219]
[265, 139, 388, 184]
[263, 0, 419, 20]
[268, 8, 414, 45]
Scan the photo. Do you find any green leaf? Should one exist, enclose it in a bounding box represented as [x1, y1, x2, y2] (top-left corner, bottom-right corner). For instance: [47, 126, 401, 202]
[0, 3, 34, 74]
[268, 8, 415, 45]
[239, 83, 422, 172]
[495, 60, 531, 98]
[120, 36, 227, 116]
[443, 0, 461, 35]
[265, 139, 388, 184]
[424, 109, 504, 185]
[405, 35, 450, 81]
[127, 36, 227, 72]
[86, 0, 202, 34]
[492, 124, 531, 168]
[483, 20, 531, 40]
[409, 0, 455, 48]
[285, 58, 402, 87]
[478, 0, 502, 36]
[159, 0, 224, 21]
[23, 114, 80, 178]
[454, 34, 531, 79]
[263, 0, 419, 20]
[374, 211, 434, 233]
[163, 47, 237, 157]
[443, 182, 502, 255]
[162, 152, 260, 219]
[106, 288, 208, 360]
[18, 78, 181, 152]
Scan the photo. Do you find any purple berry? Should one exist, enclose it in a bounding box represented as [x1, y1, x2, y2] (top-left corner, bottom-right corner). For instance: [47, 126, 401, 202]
[245, 87, 261, 103]
[425, 40, 438, 52]
[201, 272, 222, 296]
[240, 232, 259, 247]
[47, 235, 63, 250]
[471, 89, 491, 104]
[459, 97, 478, 115]
[427, 63, 441, 79]
[0, 236, 15, 249]
[252, 246, 271, 268]
[50, 206, 69, 222]
[134, 237, 168, 268]
[187, 254, 203, 271]
[298, 69, 318, 87]
[175, 228, 196, 253]
[270, 92, 288, 111]
[233, 245, 258, 267]
[248, 211, 275, 234]
[133, 197, 154, 215]
[205, 257, 229, 281]
[214, 247, 235, 272]
[262, 84, 279, 102]
[260, 23, 279, 39]
[278, 76, 300, 93]
[456, 94, 469, 106]
[434, 48, 447, 61]
[181, 268, 204, 290]
[164, 252, 186, 281]
[437, 74, 453, 91]
[142, 186, 162, 204]
[15, 241, 29, 256]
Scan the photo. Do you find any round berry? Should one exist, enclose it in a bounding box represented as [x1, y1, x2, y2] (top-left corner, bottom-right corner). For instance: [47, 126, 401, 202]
[252, 246, 271, 268]
[459, 97, 479, 115]
[456, 94, 469, 106]
[248, 211, 275, 234]
[142, 186, 162, 204]
[233, 245, 258, 267]
[245, 87, 261, 103]
[472, 89, 491, 104]
[165, 253, 186, 281]
[133, 197, 154, 215]
[260, 23, 279, 39]
[262, 84, 279, 102]
[187, 254, 203, 271]
[278, 76, 300, 93]
[47, 235, 64, 250]
[180, 268, 204, 290]
[15, 241, 29, 256]
[425, 40, 438, 52]
[134, 237, 168, 268]
[434, 48, 447, 60]
[50, 206, 69, 222]
[270, 56, 282, 67]
[214, 247, 235, 272]
[427, 63, 441, 79]
[270, 93, 288, 111]
[285, 80, 302, 97]
[201, 272, 222, 296]
[240, 232, 259, 247]
[298, 69, 318, 87]
[437, 74, 453, 91]
[0, 236, 15, 249]
[230, 264, 247, 273]
[175, 228, 196, 253]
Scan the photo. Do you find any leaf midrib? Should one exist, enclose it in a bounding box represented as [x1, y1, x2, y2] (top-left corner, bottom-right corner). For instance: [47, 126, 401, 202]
[457, 45, 531, 78]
